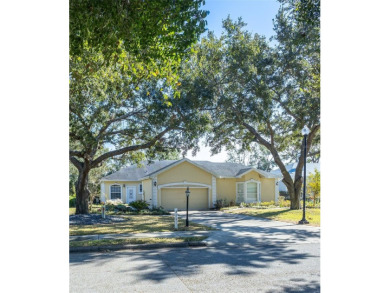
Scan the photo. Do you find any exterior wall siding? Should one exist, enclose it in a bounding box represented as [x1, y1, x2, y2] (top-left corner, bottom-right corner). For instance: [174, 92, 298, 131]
[217, 172, 276, 204]
[244, 171, 263, 182]
[260, 178, 276, 202]
[216, 178, 236, 202]
[157, 161, 212, 186]
[142, 179, 153, 205]
[101, 181, 142, 203]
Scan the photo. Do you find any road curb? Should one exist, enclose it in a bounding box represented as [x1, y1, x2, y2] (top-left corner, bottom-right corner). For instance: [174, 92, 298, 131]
[70, 241, 207, 253]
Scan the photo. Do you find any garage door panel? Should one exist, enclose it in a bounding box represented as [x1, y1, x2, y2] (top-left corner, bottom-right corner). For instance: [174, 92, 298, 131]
[161, 188, 208, 210]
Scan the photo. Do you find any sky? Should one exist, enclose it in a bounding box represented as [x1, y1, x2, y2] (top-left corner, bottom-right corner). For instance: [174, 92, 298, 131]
[186, 0, 280, 162]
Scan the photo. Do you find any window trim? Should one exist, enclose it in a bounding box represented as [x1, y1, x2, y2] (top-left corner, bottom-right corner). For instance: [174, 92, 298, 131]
[236, 180, 261, 203]
[236, 182, 245, 202]
[110, 184, 122, 200]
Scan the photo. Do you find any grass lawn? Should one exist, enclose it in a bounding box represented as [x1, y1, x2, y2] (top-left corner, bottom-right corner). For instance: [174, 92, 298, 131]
[69, 207, 76, 215]
[224, 207, 320, 226]
[70, 214, 213, 236]
[69, 236, 207, 247]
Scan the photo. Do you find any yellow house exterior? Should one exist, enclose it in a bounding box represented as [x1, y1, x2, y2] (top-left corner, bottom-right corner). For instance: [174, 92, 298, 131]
[100, 159, 281, 211]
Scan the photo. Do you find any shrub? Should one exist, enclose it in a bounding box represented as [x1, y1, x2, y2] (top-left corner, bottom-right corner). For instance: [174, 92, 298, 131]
[69, 195, 76, 207]
[215, 199, 229, 210]
[260, 201, 275, 207]
[239, 202, 249, 208]
[215, 199, 223, 210]
[115, 204, 128, 212]
[106, 199, 123, 205]
[139, 206, 170, 215]
[278, 198, 291, 208]
[129, 200, 149, 211]
[305, 199, 320, 209]
[105, 199, 124, 212]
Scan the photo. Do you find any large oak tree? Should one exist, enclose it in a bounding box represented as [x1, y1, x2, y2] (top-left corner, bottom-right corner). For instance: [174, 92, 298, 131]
[180, 0, 319, 209]
[69, 0, 209, 214]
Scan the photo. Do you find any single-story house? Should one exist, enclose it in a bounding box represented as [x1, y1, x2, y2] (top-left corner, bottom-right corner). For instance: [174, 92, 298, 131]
[100, 158, 282, 211]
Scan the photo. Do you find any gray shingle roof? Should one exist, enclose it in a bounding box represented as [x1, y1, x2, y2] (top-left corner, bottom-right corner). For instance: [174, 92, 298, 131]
[101, 159, 281, 181]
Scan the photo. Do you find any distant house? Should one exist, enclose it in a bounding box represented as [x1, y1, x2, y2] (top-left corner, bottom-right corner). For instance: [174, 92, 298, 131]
[271, 162, 320, 194]
[100, 158, 281, 211]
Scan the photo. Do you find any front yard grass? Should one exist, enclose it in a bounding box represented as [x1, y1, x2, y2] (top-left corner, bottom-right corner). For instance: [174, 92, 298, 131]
[69, 236, 208, 247]
[224, 207, 320, 226]
[70, 215, 213, 236]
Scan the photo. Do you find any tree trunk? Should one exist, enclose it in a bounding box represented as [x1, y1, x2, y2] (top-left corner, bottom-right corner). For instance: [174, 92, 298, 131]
[75, 167, 91, 214]
[285, 178, 302, 210]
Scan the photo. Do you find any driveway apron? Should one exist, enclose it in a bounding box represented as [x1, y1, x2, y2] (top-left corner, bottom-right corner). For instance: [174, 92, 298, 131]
[176, 210, 320, 248]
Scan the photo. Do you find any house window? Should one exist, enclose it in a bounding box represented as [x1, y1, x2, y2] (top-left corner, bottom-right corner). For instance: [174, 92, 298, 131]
[236, 181, 260, 203]
[237, 183, 245, 202]
[139, 183, 143, 194]
[247, 182, 258, 202]
[110, 185, 122, 200]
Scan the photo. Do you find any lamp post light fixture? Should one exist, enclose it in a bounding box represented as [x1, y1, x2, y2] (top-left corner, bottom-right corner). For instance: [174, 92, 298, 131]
[299, 125, 310, 225]
[185, 187, 190, 227]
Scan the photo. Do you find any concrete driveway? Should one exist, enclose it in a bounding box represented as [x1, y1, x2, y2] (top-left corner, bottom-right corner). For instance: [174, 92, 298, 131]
[177, 210, 320, 248]
[70, 211, 320, 292]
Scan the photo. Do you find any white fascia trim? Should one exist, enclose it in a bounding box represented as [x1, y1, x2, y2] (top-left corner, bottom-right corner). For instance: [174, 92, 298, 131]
[158, 181, 211, 189]
[235, 168, 281, 179]
[101, 179, 141, 182]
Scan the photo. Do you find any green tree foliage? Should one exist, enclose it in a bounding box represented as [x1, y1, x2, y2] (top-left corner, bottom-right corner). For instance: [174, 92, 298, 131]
[69, 1, 209, 214]
[70, 49, 210, 214]
[181, 1, 319, 210]
[226, 144, 276, 172]
[307, 168, 320, 204]
[70, 0, 208, 63]
[279, 0, 320, 28]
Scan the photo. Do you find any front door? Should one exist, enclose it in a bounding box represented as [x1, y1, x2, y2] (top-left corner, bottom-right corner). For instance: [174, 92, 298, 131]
[126, 186, 137, 203]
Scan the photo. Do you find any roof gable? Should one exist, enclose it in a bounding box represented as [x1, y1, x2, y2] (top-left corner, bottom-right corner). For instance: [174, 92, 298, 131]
[146, 158, 219, 178]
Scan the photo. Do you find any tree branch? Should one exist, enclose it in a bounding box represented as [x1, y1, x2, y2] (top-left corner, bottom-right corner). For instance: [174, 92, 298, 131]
[91, 127, 172, 168]
[69, 156, 83, 171]
[271, 90, 303, 123]
[96, 109, 145, 140]
[70, 150, 84, 158]
[242, 121, 294, 186]
[266, 120, 274, 146]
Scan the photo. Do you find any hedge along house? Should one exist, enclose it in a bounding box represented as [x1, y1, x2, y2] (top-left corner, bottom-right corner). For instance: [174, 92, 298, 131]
[100, 158, 282, 211]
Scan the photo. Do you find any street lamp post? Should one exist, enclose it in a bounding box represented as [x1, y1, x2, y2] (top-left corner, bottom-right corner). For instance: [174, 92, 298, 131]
[185, 187, 190, 227]
[299, 126, 310, 225]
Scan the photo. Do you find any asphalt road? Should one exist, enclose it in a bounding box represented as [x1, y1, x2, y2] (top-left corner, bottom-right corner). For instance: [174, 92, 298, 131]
[70, 211, 320, 292]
